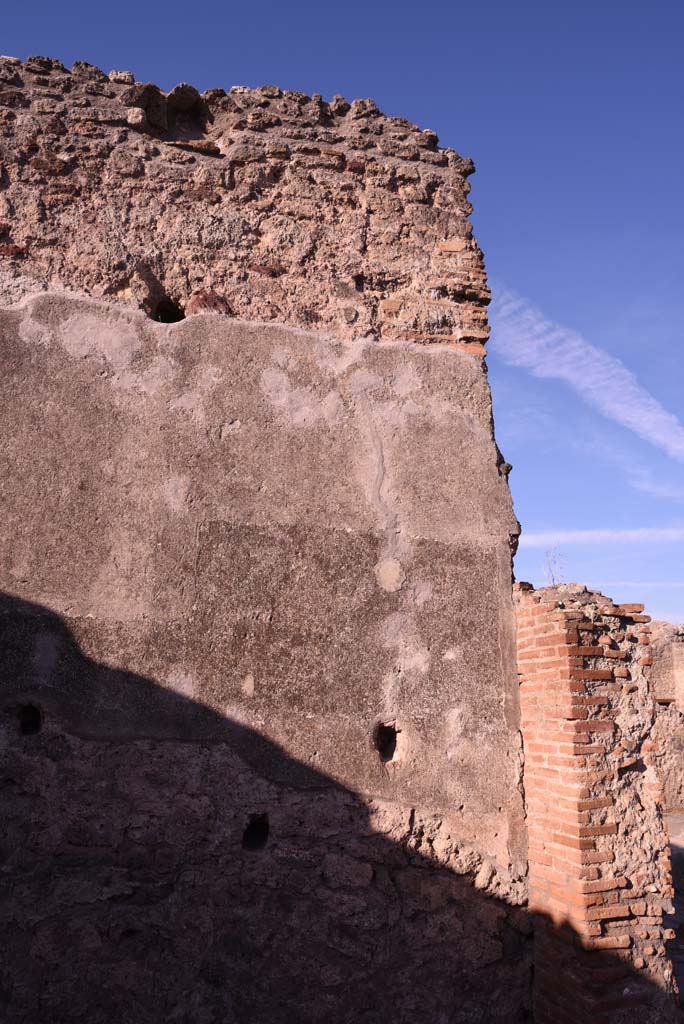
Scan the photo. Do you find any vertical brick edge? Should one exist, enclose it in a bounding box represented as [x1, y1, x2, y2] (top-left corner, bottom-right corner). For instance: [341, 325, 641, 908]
[514, 583, 676, 1022]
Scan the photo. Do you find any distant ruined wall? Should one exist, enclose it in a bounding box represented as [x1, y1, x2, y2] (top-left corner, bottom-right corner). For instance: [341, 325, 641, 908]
[0, 56, 530, 1024]
[515, 584, 677, 1023]
[651, 624, 684, 811]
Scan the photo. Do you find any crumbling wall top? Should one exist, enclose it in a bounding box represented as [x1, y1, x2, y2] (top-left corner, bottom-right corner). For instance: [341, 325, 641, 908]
[0, 55, 489, 349]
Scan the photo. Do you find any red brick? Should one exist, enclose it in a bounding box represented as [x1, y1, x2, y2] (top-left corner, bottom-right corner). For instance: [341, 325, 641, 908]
[552, 833, 595, 851]
[581, 877, 625, 894]
[569, 669, 615, 681]
[582, 850, 616, 865]
[586, 903, 631, 921]
[581, 934, 631, 950]
[576, 720, 615, 733]
[578, 823, 618, 838]
[577, 797, 613, 811]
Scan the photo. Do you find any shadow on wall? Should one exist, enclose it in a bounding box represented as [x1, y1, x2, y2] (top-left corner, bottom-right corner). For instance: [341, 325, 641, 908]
[0, 590, 680, 1024]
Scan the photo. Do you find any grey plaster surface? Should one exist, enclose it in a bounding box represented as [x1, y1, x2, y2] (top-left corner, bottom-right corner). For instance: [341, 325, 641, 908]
[0, 291, 523, 867]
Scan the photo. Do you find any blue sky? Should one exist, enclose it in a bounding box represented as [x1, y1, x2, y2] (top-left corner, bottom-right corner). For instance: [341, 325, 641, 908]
[5, 1, 684, 619]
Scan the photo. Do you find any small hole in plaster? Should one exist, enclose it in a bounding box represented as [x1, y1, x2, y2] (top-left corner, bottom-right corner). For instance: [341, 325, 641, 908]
[152, 298, 185, 323]
[18, 704, 42, 735]
[373, 722, 399, 763]
[242, 813, 269, 851]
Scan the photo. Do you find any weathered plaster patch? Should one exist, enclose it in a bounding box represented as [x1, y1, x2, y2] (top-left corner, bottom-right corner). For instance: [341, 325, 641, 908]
[260, 367, 344, 427]
[314, 336, 367, 376]
[19, 314, 53, 348]
[169, 391, 207, 426]
[167, 669, 195, 699]
[348, 368, 384, 396]
[381, 611, 431, 675]
[374, 558, 405, 592]
[410, 580, 434, 606]
[392, 363, 422, 397]
[163, 475, 190, 513]
[119, 354, 176, 395]
[58, 313, 141, 371]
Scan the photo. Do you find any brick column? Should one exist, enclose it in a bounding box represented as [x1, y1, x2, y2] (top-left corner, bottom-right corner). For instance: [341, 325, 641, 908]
[514, 584, 676, 1023]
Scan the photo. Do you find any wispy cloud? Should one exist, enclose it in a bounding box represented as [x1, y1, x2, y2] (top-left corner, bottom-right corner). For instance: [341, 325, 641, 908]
[489, 289, 684, 462]
[520, 527, 684, 548]
[590, 581, 684, 589]
[624, 467, 684, 501]
[586, 439, 684, 501]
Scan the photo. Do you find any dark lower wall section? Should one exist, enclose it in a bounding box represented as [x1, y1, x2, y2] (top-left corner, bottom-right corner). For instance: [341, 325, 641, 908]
[1, 596, 532, 1024]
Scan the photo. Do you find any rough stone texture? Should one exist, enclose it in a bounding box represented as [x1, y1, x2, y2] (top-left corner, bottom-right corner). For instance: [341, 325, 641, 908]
[651, 623, 684, 708]
[0, 55, 489, 348]
[0, 288, 527, 1021]
[650, 620, 684, 991]
[666, 810, 684, 1003]
[652, 624, 684, 811]
[515, 584, 679, 1023]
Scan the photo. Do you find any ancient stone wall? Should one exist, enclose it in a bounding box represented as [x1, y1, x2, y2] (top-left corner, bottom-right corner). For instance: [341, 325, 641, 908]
[4, 54, 681, 1023]
[651, 624, 684, 709]
[0, 55, 528, 1023]
[515, 583, 677, 1022]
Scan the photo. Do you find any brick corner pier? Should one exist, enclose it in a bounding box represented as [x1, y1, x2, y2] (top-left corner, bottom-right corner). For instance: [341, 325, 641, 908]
[514, 582, 678, 1022]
